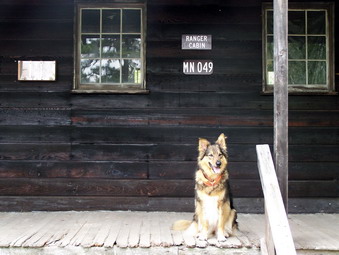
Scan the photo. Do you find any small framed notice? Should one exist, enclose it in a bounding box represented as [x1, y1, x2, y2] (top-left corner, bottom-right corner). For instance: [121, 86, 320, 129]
[18, 60, 56, 81]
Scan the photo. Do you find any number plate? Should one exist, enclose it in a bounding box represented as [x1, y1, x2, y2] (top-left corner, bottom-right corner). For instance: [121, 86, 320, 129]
[183, 60, 213, 75]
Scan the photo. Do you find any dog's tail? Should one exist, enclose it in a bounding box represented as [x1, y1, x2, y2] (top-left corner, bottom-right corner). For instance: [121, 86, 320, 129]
[172, 220, 192, 231]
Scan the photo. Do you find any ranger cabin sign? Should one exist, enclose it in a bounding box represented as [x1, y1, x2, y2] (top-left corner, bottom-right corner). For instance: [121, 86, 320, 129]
[182, 34, 212, 50]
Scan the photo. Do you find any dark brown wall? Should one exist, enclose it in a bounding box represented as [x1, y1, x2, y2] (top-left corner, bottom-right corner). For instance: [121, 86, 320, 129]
[0, 0, 338, 213]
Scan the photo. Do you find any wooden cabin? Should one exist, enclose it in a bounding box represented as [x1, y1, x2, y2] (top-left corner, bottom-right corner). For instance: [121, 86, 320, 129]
[0, 0, 338, 213]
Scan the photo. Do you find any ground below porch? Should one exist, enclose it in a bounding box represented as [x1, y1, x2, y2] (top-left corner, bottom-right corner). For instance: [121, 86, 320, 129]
[0, 211, 338, 255]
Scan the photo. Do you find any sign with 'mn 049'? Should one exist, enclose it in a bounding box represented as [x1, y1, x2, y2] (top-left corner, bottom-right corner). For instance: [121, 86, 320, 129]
[183, 60, 213, 75]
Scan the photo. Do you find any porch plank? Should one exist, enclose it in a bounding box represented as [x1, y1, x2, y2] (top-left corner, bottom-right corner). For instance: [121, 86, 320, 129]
[79, 212, 104, 247]
[234, 229, 253, 248]
[236, 214, 264, 247]
[305, 214, 339, 239]
[150, 213, 161, 246]
[289, 215, 339, 250]
[103, 212, 124, 248]
[128, 213, 143, 247]
[159, 212, 174, 247]
[91, 212, 116, 247]
[115, 214, 132, 248]
[46, 212, 75, 245]
[139, 213, 151, 248]
[57, 212, 90, 247]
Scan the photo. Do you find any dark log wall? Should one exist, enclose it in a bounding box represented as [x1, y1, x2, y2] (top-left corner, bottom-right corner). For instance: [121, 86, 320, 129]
[0, 0, 338, 213]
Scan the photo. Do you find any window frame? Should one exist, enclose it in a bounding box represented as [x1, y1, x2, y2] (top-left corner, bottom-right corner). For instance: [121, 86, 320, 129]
[73, 3, 147, 94]
[262, 2, 335, 95]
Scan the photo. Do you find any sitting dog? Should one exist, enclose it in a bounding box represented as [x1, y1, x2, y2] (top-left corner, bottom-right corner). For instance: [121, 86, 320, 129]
[173, 133, 237, 242]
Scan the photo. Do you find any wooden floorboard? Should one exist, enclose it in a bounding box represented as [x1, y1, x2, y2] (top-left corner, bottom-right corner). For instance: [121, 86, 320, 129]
[0, 211, 337, 254]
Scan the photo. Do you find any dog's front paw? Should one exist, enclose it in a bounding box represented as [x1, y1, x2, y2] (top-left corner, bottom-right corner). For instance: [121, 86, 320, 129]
[217, 234, 227, 242]
[197, 233, 207, 241]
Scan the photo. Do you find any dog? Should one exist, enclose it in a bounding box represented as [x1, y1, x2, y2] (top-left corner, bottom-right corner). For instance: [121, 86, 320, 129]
[172, 133, 237, 242]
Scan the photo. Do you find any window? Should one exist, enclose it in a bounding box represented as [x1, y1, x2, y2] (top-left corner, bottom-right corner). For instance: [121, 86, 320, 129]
[262, 3, 335, 94]
[74, 4, 146, 93]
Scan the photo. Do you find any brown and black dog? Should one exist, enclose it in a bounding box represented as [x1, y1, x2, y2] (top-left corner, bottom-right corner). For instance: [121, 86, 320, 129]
[173, 133, 237, 242]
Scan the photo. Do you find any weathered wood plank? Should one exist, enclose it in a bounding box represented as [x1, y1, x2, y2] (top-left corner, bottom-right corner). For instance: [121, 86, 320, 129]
[139, 213, 151, 248]
[236, 214, 264, 247]
[289, 216, 339, 250]
[0, 143, 70, 161]
[91, 212, 116, 247]
[0, 108, 71, 126]
[150, 213, 161, 246]
[57, 213, 90, 247]
[158, 213, 174, 247]
[128, 215, 143, 248]
[77, 213, 103, 248]
[115, 215, 131, 248]
[256, 144, 296, 255]
[0, 178, 337, 198]
[45, 212, 75, 246]
[0, 161, 148, 179]
[103, 212, 124, 248]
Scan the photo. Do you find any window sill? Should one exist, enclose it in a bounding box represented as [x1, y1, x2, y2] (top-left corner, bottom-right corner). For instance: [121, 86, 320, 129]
[261, 91, 338, 96]
[71, 89, 149, 95]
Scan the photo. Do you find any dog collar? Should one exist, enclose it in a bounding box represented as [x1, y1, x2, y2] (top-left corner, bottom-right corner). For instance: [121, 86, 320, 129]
[200, 170, 223, 187]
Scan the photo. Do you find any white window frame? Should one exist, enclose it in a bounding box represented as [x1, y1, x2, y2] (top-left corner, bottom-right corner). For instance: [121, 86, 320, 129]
[73, 3, 147, 94]
[262, 2, 335, 95]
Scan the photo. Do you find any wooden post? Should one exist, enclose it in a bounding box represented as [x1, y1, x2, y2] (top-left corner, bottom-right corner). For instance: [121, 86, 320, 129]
[273, 0, 288, 212]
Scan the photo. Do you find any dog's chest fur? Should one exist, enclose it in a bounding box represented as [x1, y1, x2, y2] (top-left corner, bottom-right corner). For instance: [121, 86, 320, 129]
[196, 188, 225, 230]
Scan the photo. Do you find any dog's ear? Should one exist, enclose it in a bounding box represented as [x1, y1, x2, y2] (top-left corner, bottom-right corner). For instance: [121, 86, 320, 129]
[198, 138, 210, 159]
[216, 133, 227, 153]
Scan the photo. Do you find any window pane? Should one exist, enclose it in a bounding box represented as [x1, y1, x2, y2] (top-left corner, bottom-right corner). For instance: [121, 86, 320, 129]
[267, 36, 273, 60]
[81, 59, 100, 83]
[82, 9, 100, 33]
[102, 9, 120, 33]
[308, 61, 326, 84]
[288, 36, 306, 59]
[122, 59, 141, 83]
[122, 9, 141, 33]
[308, 11, 326, 34]
[267, 11, 273, 34]
[308, 36, 326, 60]
[81, 35, 100, 58]
[289, 61, 306, 84]
[101, 59, 121, 83]
[288, 11, 305, 34]
[102, 35, 120, 58]
[122, 35, 141, 58]
[267, 60, 274, 85]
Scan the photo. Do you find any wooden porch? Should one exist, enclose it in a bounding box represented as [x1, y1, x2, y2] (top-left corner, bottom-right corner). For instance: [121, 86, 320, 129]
[0, 211, 338, 255]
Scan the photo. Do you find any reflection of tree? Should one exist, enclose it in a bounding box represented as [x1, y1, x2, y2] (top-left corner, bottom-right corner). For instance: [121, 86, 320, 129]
[81, 37, 100, 58]
[102, 37, 120, 57]
[122, 59, 140, 83]
[81, 59, 100, 83]
[101, 59, 120, 83]
[122, 36, 141, 58]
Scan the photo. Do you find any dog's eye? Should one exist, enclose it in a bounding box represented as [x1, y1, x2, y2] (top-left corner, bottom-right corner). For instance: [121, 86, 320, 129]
[208, 154, 213, 157]
[219, 153, 222, 157]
